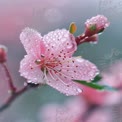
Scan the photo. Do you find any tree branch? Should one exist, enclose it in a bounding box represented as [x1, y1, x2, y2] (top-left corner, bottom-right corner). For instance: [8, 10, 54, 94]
[2, 63, 16, 93]
[0, 85, 30, 113]
[0, 63, 36, 113]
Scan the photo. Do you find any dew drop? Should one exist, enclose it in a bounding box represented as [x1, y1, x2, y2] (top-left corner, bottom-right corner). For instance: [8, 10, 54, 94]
[66, 43, 73, 49]
[76, 88, 82, 93]
[66, 93, 70, 96]
[34, 78, 37, 81]
[65, 88, 68, 91]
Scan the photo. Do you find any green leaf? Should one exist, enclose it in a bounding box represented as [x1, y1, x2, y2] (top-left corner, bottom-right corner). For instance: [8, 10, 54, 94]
[69, 22, 77, 34]
[74, 80, 117, 91]
[91, 75, 102, 83]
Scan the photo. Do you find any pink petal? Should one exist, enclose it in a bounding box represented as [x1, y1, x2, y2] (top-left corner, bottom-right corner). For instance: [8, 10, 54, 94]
[86, 109, 110, 122]
[19, 55, 43, 84]
[40, 104, 60, 122]
[43, 29, 77, 58]
[55, 57, 99, 81]
[80, 85, 107, 105]
[40, 98, 85, 122]
[20, 28, 46, 58]
[46, 71, 82, 96]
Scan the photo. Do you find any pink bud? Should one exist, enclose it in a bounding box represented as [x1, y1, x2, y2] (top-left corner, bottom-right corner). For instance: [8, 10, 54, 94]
[0, 45, 7, 63]
[85, 15, 110, 36]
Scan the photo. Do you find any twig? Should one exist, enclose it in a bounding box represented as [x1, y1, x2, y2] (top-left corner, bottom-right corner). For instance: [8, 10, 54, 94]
[75, 34, 86, 45]
[0, 63, 35, 113]
[2, 63, 16, 93]
[75, 33, 97, 45]
[0, 85, 30, 113]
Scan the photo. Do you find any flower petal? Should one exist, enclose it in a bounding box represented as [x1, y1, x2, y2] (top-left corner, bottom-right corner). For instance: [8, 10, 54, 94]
[45, 70, 82, 96]
[20, 27, 46, 58]
[19, 55, 44, 84]
[40, 98, 85, 122]
[55, 57, 99, 81]
[43, 29, 77, 58]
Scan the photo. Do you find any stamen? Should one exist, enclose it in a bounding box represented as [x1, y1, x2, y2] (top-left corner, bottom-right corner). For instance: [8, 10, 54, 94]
[43, 68, 48, 83]
[46, 66, 72, 80]
[41, 54, 45, 58]
[31, 61, 43, 69]
[51, 70, 72, 86]
[35, 59, 41, 64]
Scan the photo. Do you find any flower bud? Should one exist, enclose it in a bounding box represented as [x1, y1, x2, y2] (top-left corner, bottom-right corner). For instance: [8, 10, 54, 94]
[0, 45, 7, 63]
[85, 15, 110, 36]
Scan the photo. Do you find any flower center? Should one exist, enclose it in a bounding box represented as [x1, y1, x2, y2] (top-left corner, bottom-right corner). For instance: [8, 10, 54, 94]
[35, 57, 59, 72]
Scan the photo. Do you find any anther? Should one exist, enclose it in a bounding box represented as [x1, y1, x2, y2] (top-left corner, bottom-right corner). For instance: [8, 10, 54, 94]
[41, 54, 45, 58]
[35, 59, 41, 64]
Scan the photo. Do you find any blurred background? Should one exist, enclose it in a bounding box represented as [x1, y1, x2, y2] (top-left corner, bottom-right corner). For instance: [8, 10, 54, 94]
[0, 0, 122, 121]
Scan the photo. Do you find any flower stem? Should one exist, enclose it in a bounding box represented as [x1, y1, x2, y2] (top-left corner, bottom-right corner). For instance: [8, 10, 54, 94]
[75, 33, 98, 45]
[75, 34, 86, 45]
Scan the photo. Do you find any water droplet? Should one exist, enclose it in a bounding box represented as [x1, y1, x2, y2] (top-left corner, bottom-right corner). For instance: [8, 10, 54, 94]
[65, 88, 68, 91]
[66, 93, 70, 96]
[66, 43, 73, 49]
[76, 88, 82, 93]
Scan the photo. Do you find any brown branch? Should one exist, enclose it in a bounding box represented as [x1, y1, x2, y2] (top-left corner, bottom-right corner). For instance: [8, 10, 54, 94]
[2, 63, 16, 93]
[0, 63, 36, 113]
[0, 85, 30, 113]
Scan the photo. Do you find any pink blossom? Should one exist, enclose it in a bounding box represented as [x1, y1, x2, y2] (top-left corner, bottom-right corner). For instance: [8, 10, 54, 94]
[0, 45, 7, 63]
[39, 97, 87, 122]
[19, 28, 99, 95]
[102, 60, 122, 88]
[79, 61, 122, 105]
[85, 15, 110, 37]
[101, 60, 122, 105]
[86, 109, 111, 122]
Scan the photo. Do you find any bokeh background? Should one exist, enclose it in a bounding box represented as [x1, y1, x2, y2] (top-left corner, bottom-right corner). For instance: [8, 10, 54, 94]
[0, 0, 122, 121]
